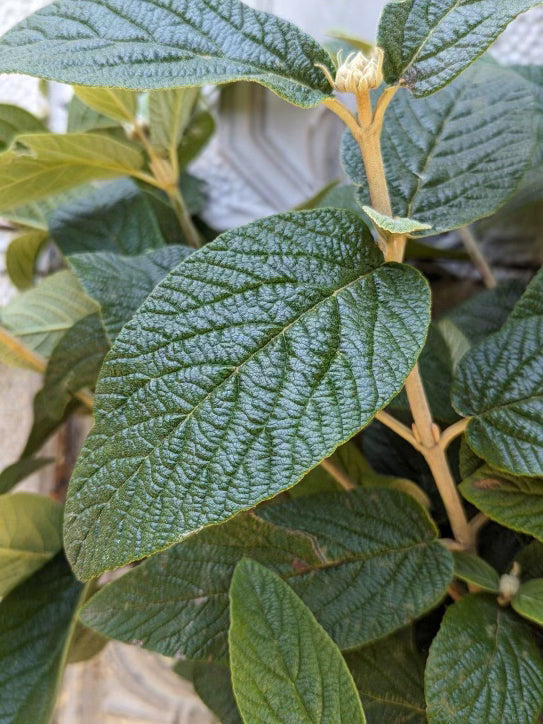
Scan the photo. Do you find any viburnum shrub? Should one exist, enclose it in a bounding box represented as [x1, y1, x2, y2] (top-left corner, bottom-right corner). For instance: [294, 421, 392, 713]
[1, 1, 543, 722]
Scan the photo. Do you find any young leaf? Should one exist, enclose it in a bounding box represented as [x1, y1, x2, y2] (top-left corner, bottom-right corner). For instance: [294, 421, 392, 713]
[512, 579, 543, 626]
[0, 493, 63, 598]
[0, 458, 54, 495]
[453, 269, 543, 476]
[345, 630, 426, 724]
[149, 87, 199, 154]
[64, 209, 431, 579]
[0, 555, 85, 724]
[0, 132, 143, 211]
[362, 206, 432, 238]
[176, 109, 215, 171]
[1, 185, 92, 231]
[68, 246, 192, 343]
[67, 95, 120, 133]
[1, 270, 99, 358]
[229, 559, 366, 724]
[0, 104, 46, 151]
[80, 489, 453, 659]
[378, 0, 542, 97]
[50, 178, 166, 256]
[453, 551, 500, 593]
[460, 466, 543, 540]
[342, 61, 534, 236]
[425, 595, 543, 724]
[0, 0, 334, 108]
[74, 86, 138, 124]
[6, 230, 49, 290]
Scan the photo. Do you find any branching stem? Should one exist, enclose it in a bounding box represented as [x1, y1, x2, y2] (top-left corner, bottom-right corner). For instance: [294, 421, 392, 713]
[320, 457, 356, 491]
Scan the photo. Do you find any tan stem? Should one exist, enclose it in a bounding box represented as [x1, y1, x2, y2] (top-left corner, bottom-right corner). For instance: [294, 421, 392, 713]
[320, 457, 356, 491]
[440, 417, 469, 451]
[168, 187, 202, 249]
[458, 226, 497, 289]
[375, 410, 421, 449]
[470, 512, 489, 536]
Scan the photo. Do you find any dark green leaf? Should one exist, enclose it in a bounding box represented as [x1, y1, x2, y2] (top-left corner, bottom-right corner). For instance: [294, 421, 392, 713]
[66, 623, 108, 664]
[69, 246, 192, 343]
[0, 458, 53, 495]
[0, 104, 46, 151]
[80, 489, 452, 659]
[177, 110, 215, 171]
[188, 663, 242, 724]
[229, 559, 366, 724]
[512, 578, 543, 627]
[378, 0, 541, 97]
[453, 552, 500, 593]
[0, 0, 334, 108]
[515, 541, 543, 580]
[460, 466, 543, 540]
[0, 555, 84, 724]
[453, 269, 543, 476]
[342, 61, 534, 236]
[64, 209, 431, 579]
[345, 630, 426, 724]
[425, 594, 543, 724]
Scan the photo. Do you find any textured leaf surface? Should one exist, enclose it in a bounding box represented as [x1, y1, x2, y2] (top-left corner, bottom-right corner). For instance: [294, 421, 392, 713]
[81, 489, 452, 659]
[453, 269, 543, 476]
[0, 0, 334, 108]
[149, 87, 198, 154]
[6, 230, 49, 290]
[69, 246, 191, 342]
[425, 594, 543, 724]
[362, 206, 431, 237]
[345, 630, 426, 724]
[0, 104, 45, 151]
[229, 559, 366, 724]
[378, 0, 542, 96]
[0, 493, 62, 599]
[74, 86, 138, 124]
[50, 179, 165, 256]
[0, 132, 143, 211]
[512, 579, 543, 626]
[1, 270, 99, 358]
[453, 552, 500, 593]
[64, 209, 431, 579]
[0, 555, 84, 724]
[460, 466, 543, 540]
[0, 458, 53, 495]
[342, 62, 534, 236]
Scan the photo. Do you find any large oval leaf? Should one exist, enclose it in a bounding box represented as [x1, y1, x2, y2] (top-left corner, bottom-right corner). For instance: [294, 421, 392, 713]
[229, 559, 366, 724]
[425, 595, 543, 724]
[0, 0, 333, 108]
[453, 269, 543, 476]
[64, 209, 431, 579]
[378, 0, 542, 97]
[342, 61, 535, 236]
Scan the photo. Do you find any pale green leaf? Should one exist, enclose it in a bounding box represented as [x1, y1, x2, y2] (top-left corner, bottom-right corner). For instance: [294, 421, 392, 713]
[345, 630, 426, 724]
[512, 579, 543, 627]
[149, 87, 198, 153]
[0, 104, 45, 151]
[460, 465, 543, 540]
[378, 0, 542, 97]
[453, 551, 500, 593]
[342, 61, 534, 236]
[453, 269, 543, 476]
[6, 230, 49, 290]
[68, 246, 192, 343]
[50, 178, 165, 256]
[0, 0, 334, 108]
[80, 489, 453, 659]
[229, 559, 366, 724]
[0, 132, 143, 211]
[0, 555, 84, 724]
[67, 95, 120, 133]
[362, 206, 432, 237]
[74, 86, 138, 124]
[64, 209, 431, 579]
[1, 186, 92, 231]
[1, 270, 99, 358]
[425, 594, 543, 724]
[0, 493, 62, 599]
[0, 458, 54, 495]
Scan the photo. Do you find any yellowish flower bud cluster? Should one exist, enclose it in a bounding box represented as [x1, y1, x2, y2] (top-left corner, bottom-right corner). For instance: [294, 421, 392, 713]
[320, 48, 384, 95]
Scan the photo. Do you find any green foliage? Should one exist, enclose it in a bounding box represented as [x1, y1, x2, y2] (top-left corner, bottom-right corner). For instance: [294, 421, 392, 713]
[452, 552, 500, 593]
[0, 104, 46, 151]
[229, 559, 366, 723]
[512, 578, 543, 626]
[425, 595, 543, 724]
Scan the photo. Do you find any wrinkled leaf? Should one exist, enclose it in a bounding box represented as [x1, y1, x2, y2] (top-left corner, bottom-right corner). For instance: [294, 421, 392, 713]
[0, 493, 63, 598]
[425, 594, 543, 724]
[342, 62, 534, 236]
[69, 246, 192, 343]
[229, 559, 366, 724]
[378, 0, 542, 96]
[65, 209, 431, 579]
[0, 0, 334, 108]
